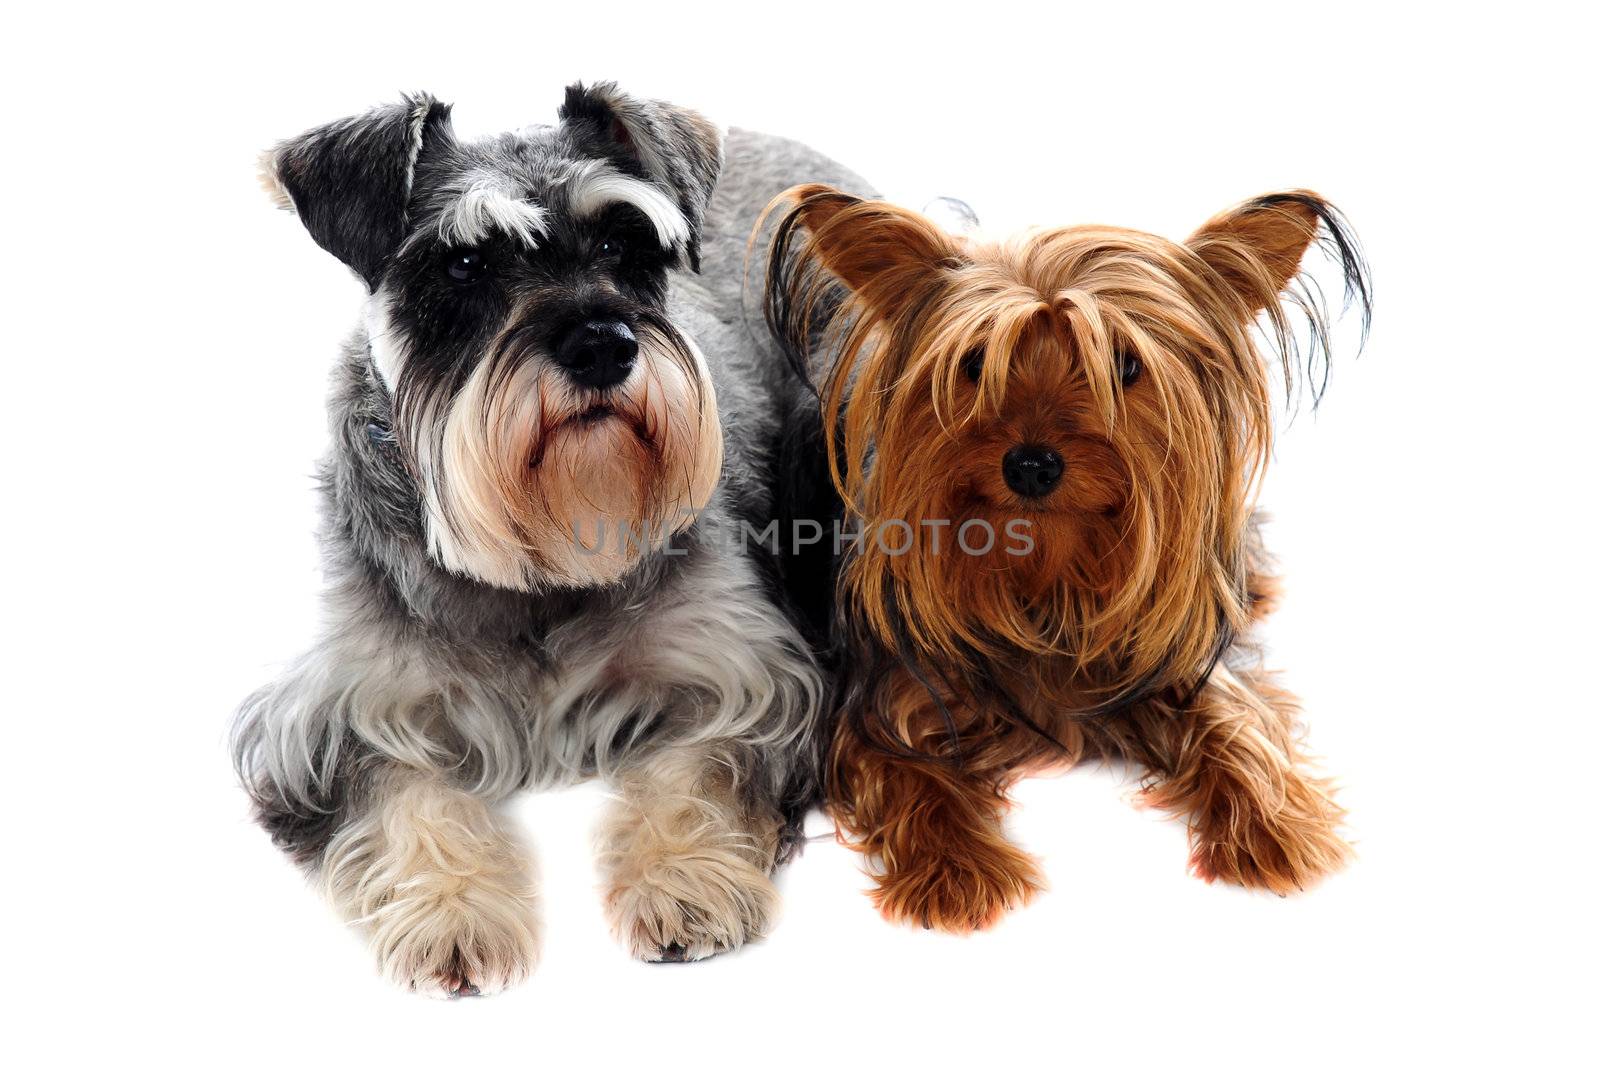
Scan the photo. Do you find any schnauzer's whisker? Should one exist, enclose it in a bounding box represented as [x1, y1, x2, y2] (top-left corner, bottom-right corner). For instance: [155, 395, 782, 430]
[384, 313, 723, 588]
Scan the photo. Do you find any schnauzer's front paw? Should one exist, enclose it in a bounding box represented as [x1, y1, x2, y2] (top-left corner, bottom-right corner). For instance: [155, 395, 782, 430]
[604, 848, 780, 963]
[871, 838, 1043, 934]
[367, 879, 542, 998]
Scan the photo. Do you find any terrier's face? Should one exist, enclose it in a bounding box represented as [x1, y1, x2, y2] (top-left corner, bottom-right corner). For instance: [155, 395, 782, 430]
[768, 187, 1369, 698]
[263, 84, 724, 590]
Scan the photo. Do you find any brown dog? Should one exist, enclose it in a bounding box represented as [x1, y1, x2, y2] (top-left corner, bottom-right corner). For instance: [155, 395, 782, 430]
[765, 186, 1371, 931]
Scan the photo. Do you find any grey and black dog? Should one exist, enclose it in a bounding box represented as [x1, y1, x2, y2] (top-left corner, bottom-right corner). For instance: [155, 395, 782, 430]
[232, 82, 867, 995]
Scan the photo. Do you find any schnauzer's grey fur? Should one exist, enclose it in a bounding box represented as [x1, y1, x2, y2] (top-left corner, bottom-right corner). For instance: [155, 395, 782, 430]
[231, 82, 869, 994]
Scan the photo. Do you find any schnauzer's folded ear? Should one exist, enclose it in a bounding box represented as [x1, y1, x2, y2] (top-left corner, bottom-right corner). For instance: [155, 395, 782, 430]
[1188, 191, 1370, 321]
[260, 93, 456, 290]
[775, 184, 960, 314]
[559, 82, 722, 270]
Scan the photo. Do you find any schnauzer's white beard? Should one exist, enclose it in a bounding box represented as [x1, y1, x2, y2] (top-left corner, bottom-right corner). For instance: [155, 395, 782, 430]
[401, 323, 722, 591]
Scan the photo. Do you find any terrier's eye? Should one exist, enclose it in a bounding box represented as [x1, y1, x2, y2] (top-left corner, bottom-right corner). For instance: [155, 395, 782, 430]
[444, 250, 489, 286]
[1117, 350, 1142, 387]
[598, 234, 626, 259]
[962, 348, 985, 383]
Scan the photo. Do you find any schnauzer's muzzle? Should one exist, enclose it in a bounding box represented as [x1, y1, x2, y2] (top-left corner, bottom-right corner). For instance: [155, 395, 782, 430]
[553, 317, 638, 391]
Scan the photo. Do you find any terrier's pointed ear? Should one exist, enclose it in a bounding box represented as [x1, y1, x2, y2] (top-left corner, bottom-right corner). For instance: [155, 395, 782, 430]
[1188, 191, 1369, 319]
[777, 184, 961, 316]
[259, 93, 455, 290]
[559, 81, 722, 270]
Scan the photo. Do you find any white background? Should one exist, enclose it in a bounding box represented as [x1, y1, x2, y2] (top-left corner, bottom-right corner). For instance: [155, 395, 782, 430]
[4, 2, 1595, 1061]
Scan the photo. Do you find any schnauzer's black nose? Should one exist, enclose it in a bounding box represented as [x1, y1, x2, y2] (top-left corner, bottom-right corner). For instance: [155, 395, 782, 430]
[1002, 444, 1064, 499]
[553, 318, 637, 390]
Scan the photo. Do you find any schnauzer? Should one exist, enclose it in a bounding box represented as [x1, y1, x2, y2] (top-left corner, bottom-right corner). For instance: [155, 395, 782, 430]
[765, 185, 1371, 931]
[232, 83, 864, 994]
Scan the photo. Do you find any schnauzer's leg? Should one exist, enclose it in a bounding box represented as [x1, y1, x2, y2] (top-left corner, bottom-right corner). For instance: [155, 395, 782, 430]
[322, 767, 540, 996]
[830, 672, 1044, 933]
[597, 745, 784, 962]
[1114, 666, 1351, 893]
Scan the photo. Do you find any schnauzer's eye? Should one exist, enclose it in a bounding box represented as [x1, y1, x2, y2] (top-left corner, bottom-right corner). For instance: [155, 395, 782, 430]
[444, 250, 489, 286]
[1117, 350, 1142, 387]
[598, 235, 626, 259]
[962, 348, 985, 383]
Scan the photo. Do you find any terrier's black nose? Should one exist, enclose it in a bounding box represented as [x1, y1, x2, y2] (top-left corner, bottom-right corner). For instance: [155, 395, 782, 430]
[553, 318, 637, 390]
[1002, 444, 1064, 499]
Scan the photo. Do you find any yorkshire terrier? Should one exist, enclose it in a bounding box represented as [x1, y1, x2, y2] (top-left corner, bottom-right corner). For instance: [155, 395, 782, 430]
[765, 185, 1371, 931]
[231, 84, 870, 993]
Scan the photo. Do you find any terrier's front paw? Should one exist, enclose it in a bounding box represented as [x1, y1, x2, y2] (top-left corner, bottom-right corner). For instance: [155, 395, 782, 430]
[1188, 813, 1352, 894]
[604, 848, 780, 962]
[367, 878, 542, 998]
[871, 837, 1043, 934]
[1181, 774, 1353, 894]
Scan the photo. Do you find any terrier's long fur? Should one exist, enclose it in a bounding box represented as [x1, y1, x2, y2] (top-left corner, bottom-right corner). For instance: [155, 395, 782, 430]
[231, 85, 866, 993]
[766, 184, 1371, 931]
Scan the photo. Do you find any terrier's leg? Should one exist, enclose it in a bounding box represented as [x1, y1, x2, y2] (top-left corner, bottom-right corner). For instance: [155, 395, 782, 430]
[830, 671, 1043, 933]
[1114, 666, 1351, 892]
[1244, 513, 1283, 622]
[323, 767, 541, 996]
[598, 745, 784, 962]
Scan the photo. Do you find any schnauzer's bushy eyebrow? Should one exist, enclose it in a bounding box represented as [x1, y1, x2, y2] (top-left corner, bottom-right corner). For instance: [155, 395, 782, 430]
[562, 159, 689, 249]
[434, 177, 551, 248]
